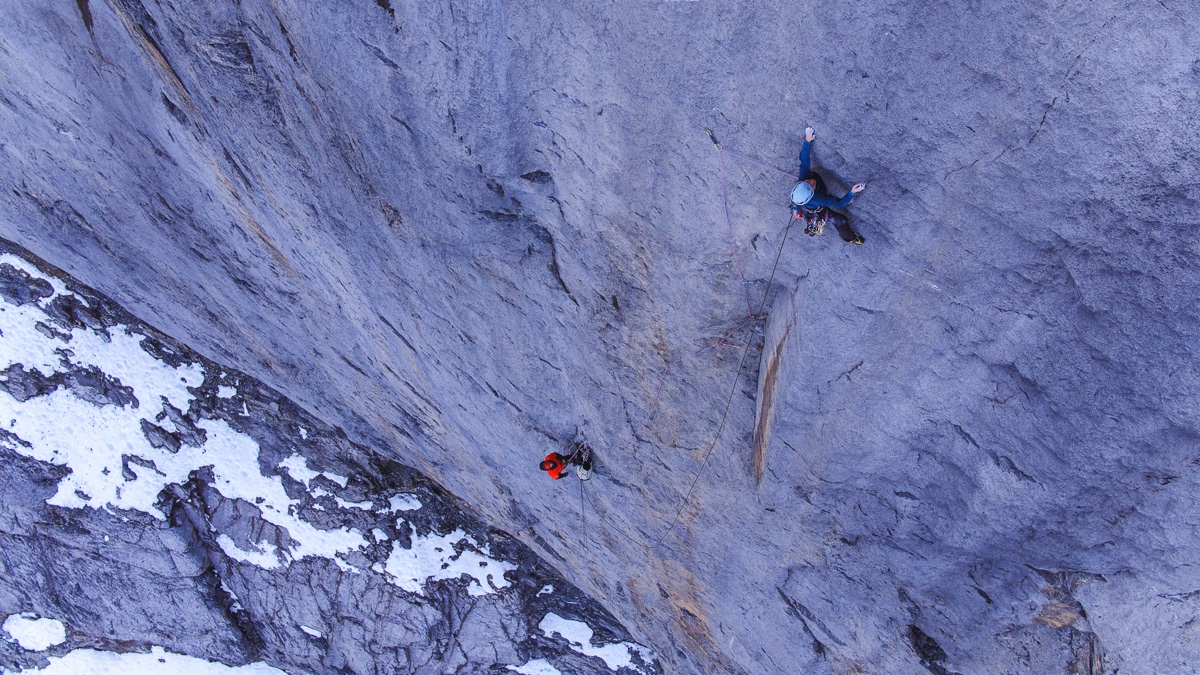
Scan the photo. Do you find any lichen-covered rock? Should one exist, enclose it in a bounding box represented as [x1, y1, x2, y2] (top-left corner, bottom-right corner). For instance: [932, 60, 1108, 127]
[1, 1, 1198, 673]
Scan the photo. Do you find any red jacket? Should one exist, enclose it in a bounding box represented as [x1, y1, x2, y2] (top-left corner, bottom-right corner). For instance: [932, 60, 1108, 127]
[541, 453, 568, 480]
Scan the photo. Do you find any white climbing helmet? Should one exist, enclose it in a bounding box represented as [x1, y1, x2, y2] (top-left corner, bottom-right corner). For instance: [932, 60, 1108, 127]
[790, 181, 814, 206]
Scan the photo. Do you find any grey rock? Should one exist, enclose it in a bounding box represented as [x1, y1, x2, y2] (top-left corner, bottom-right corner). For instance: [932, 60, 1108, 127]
[0, 264, 53, 306]
[2, 1, 1199, 673]
[0, 245, 655, 674]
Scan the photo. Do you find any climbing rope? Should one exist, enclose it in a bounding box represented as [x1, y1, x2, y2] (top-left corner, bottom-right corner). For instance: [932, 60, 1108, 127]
[720, 148, 796, 179]
[720, 148, 755, 316]
[642, 134, 790, 420]
[646, 313, 760, 420]
[647, 210, 794, 548]
[579, 474, 587, 545]
[579, 132, 800, 552]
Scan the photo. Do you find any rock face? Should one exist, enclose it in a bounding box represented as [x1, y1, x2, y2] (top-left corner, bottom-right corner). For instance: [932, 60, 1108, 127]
[1, 1, 1199, 673]
[0, 241, 657, 674]
[0, 244, 663, 675]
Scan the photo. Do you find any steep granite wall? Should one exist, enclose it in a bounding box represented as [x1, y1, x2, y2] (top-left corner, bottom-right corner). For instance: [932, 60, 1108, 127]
[2, 1, 1199, 673]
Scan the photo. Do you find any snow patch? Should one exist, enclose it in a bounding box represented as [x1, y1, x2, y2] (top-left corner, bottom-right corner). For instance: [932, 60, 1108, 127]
[196, 422, 366, 570]
[216, 386, 237, 398]
[383, 523, 517, 596]
[299, 625, 322, 638]
[0, 301, 203, 515]
[539, 613, 656, 671]
[28, 646, 285, 673]
[537, 584, 555, 597]
[371, 528, 389, 541]
[277, 454, 348, 489]
[387, 493, 422, 512]
[335, 496, 373, 510]
[2, 614, 66, 651]
[217, 534, 282, 569]
[277, 454, 319, 486]
[219, 580, 244, 613]
[507, 659, 563, 675]
[0, 263, 366, 572]
[322, 471, 348, 488]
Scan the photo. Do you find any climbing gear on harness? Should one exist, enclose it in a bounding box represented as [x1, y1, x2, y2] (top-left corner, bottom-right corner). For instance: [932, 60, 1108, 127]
[806, 210, 828, 236]
[790, 181, 815, 206]
[794, 205, 828, 236]
[568, 441, 592, 480]
[566, 440, 593, 474]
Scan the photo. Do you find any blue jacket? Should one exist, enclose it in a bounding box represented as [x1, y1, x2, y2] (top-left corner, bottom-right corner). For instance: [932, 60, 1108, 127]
[797, 139, 855, 209]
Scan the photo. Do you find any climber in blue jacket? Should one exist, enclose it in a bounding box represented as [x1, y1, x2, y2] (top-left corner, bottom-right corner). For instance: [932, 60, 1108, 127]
[790, 127, 867, 244]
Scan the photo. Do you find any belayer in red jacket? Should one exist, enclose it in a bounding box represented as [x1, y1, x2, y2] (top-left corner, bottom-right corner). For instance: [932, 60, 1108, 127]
[539, 441, 593, 480]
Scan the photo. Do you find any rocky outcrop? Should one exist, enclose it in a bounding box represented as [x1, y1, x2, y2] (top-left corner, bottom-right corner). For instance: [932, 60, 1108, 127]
[2, 1, 1199, 673]
[0, 241, 657, 674]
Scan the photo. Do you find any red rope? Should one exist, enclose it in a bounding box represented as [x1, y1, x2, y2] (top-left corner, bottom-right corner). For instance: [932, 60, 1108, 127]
[721, 147, 796, 179]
